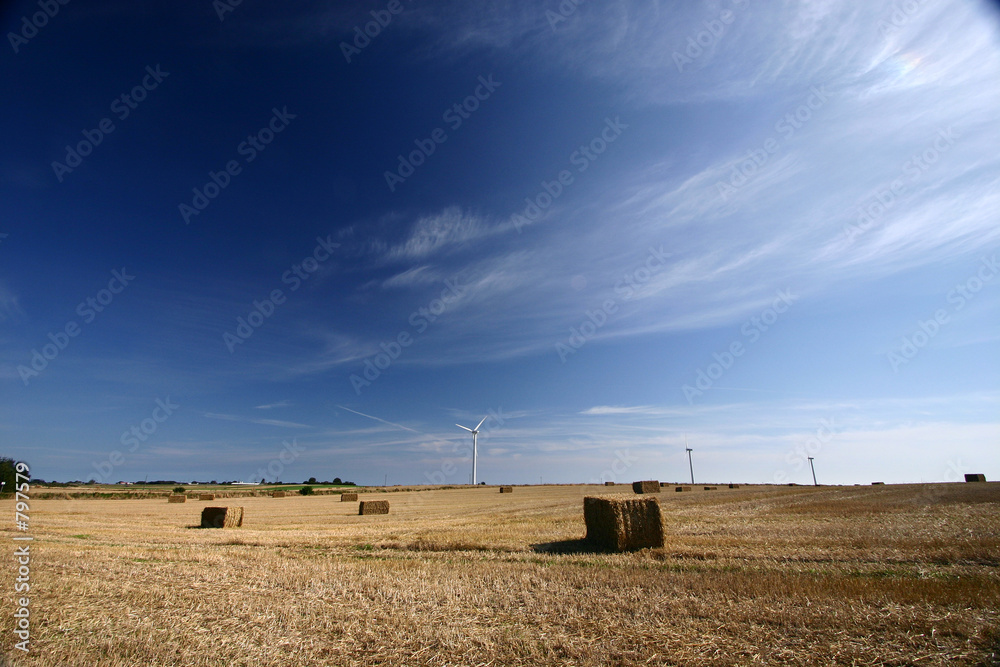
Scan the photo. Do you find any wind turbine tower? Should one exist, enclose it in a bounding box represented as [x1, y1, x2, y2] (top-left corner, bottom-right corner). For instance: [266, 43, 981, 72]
[456, 416, 489, 485]
[685, 436, 695, 485]
[808, 457, 818, 486]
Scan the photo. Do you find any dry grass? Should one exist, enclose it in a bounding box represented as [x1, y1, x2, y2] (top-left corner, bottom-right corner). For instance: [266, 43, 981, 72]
[1, 483, 998, 666]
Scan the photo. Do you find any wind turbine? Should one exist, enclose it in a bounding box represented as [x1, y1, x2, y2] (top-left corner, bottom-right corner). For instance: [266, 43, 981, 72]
[685, 435, 694, 485]
[456, 415, 489, 485]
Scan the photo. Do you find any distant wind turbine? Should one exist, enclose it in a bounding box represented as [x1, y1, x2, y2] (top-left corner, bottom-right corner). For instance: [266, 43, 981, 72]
[685, 435, 694, 485]
[456, 416, 489, 485]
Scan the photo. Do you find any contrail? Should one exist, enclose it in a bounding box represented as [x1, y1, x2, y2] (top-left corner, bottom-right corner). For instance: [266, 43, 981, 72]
[335, 405, 421, 433]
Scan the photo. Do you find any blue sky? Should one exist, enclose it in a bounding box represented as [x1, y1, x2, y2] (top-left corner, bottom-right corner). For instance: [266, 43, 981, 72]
[2, 0, 998, 486]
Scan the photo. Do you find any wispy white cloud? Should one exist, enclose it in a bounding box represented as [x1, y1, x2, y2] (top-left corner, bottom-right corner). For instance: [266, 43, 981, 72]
[254, 400, 292, 410]
[385, 207, 496, 261]
[202, 412, 310, 429]
[0, 281, 24, 323]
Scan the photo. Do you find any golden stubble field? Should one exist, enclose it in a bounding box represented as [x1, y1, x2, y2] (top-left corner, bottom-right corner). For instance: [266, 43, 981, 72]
[1, 483, 999, 666]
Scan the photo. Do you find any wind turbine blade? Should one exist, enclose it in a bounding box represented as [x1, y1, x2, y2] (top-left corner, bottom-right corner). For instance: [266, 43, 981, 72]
[474, 415, 489, 430]
[456, 424, 475, 432]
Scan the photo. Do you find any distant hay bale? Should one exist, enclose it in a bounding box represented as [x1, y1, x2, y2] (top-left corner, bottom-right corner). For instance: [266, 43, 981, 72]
[675, 486, 691, 492]
[872, 482, 885, 485]
[359, 500, 389, 515]
[271, 491, 286, 498]
[965, 473, 987, 482]
[198, 493, 215, 501]
[584, 495, 664, 552]
[167, 494, 186, 503]
[604, 481, 615, 486]
[499, 486, 513, 493]
[341, 492, 359, 501]
[704, 486, 718, 491]
[729, 484, 740, 489]
[631, 480, 660, 494]
[201, 506, 243, 528]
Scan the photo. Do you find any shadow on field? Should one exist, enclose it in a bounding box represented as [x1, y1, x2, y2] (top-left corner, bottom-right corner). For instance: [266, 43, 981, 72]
[530, 538, 598, 554]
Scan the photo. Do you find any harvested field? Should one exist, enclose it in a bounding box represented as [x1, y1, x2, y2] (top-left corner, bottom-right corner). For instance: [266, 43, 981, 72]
[2, 483, 999, 666]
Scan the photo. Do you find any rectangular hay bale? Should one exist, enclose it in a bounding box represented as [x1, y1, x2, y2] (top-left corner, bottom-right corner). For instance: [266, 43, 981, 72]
[201, 506, 243, 528]
[359, 500, 389, 515]
[198, 493, 215, 501]
[631, 480, 660, 494]
[728, 484, 740, 489]
[167, 494, 186, 503]
[584, 495, 664, 552]
[341, 492, 359, 501]
[499, 486, 513, 493]
[965, 473, 987, 482]
[675, 486, 691, 492]
[604, 481, 615, 486]
[271, 491, 286, 498]
[704, 486, 718, 491]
